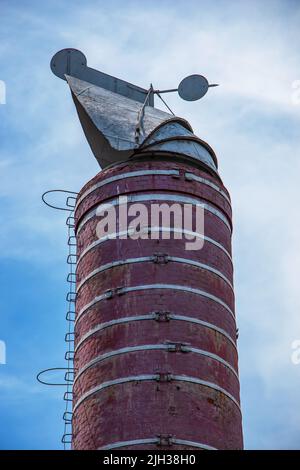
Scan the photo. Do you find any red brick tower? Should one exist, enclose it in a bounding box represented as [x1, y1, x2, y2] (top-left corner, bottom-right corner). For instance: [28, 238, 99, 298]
[50, 48, 243, 450]
[72, 131, 242, 450]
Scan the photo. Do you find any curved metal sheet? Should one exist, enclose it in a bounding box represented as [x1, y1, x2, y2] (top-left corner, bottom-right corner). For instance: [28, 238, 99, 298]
[141, 139, 217, 172]
[137, 118, 218, 170]
[143, 122, 194, 144]
[65, 75, 195, 169]
[65, 75, 172, 151]
[52, 49, 219, 175]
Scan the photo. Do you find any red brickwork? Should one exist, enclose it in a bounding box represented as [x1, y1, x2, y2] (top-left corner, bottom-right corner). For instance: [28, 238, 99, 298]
[72, 158, 243, 450]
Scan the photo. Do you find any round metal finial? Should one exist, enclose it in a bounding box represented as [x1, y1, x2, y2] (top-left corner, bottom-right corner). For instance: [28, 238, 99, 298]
[178, 75, 210, 101]
[50, 48, 87, 81]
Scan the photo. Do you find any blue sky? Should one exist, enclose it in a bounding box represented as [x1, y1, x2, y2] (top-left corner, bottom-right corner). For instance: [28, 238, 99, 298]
[1, 0, 300, 449]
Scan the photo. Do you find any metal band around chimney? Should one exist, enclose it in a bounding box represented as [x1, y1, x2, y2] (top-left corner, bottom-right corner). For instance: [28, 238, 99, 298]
[76, 169, 231, 209]
[98, 437, 217, 450]
[73, 344, 239, 385]
[75, 313, 237, 353]
[76, 283, 235, 325]
[76, 193, 232, 234]
[76, 169, 180, 208]
[184, 172, 231, 204]
[76, 255, 233, 293]
[76, 227, 232, 265]
[73, 374, 241, 413]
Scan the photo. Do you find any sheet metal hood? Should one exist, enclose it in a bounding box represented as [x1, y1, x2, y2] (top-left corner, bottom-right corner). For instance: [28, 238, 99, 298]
[65, 75, 218, 174]
[50, 49, 218, 174]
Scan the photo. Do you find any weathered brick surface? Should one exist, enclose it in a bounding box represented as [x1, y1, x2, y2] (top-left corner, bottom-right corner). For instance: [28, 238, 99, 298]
[75, 160, 231, 224]
[76, 235, 234, 283]
[72, 381, 242, 450]
[75, 176, 232, 224]
[76, 262, 234, 313]
[74, 321, 238, 374]
[75, 287, 236, 337]
[76, 201, 232, 259]
[73, 157, 243, 450]
[73, 350, 239, 399]
[74, 316, 238, 368]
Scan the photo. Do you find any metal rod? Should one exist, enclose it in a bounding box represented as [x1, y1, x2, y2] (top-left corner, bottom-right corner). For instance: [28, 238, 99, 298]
[156, 92, 175, 116]
[153, 88, 178, 94]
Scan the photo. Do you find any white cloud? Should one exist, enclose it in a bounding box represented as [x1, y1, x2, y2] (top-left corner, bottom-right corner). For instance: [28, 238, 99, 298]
[0, 374, 45, 396]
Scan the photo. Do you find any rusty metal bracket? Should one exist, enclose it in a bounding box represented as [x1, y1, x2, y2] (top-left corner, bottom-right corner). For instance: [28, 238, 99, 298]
[152, 253, 169, 264]
[157, 434, 173, 447]
[171, 168, 190, 181]
[165, 341, 190, 353]
[184, 172, 194, 182]
[171, 168, 185, 180]
[104, 287, 125, 299]
[153, 310, 171, 322]
[156, 372, 172, 382]
[104, 289, 114, 299]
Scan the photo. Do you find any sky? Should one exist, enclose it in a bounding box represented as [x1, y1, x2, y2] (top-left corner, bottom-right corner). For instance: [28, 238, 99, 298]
[0, 0, 300, 450]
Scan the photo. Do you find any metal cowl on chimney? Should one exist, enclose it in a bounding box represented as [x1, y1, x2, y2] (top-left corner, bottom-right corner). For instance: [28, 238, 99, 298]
[50, 48, 243, 450]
